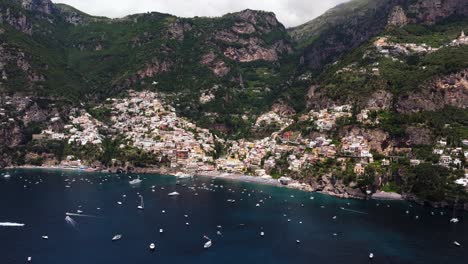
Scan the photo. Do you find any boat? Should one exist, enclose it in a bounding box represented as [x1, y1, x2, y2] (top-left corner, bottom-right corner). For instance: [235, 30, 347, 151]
[204, 240, 212, 249]
[129, 178, 142, 185]
[112, 234, 122, 241]
[260, 231, 264, 237]
[174, 172, 192, 179]
[454, 241, 461, 247]
[149, 243, 156, 251]
[41, 236, 48, 240]
[369, 253, 374, 259]
[168, 191, 180, 196]
[27, 256, 32, 262]
[137, 195, 144, 210]
[450, 218, 459, 223]
[4, 174, 11, 179]
[159, 229, 164, 233]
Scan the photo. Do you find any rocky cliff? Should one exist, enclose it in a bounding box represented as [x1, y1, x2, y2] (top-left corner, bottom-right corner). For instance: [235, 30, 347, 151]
[290, 0, 468, 70]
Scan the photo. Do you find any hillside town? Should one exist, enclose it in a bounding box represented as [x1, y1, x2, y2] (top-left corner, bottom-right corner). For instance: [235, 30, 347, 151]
[20, 89, 467, 192]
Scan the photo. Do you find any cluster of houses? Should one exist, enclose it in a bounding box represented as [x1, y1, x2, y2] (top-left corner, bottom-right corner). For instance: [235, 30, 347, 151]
[307, 105, 352, 131]
[374, 36, 440, 56]
[450, 31, 468, 47]
[253, 111, 293, 130]
[374, 31, 467, 58]
[432, 139, 467, 169]
[107, 91, 216, 170]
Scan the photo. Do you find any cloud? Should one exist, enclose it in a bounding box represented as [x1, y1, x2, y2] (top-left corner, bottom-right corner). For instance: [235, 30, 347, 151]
[53, 0, 349, 27]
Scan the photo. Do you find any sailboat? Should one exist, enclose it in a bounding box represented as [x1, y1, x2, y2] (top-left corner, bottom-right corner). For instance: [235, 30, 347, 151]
[203, 235, 212, 249]
[137, 195, 144, 210]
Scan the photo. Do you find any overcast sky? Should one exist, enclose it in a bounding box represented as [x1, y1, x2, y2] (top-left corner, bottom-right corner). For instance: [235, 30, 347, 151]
[53, 0, 349, 28]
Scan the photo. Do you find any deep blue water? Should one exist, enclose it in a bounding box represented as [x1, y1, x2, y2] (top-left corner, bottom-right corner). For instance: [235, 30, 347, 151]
[1, 169, 467, 264]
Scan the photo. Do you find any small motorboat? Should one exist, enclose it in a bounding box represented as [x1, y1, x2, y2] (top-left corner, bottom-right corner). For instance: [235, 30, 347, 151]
[129, 178, 142, 185]
[149, 243, 156, 251]
[112, 234, 122, 241]
[27, 256, 32, 262]
[4, 174, 11, 179]
[41, 236, 49, 240]
[296, 240, 301, 244]
[159, 229, 164, 233]
[454, 241, 461, 247]
[450, 218, 459, 223]
[203, 236, 213, 248]
[168, 192, 180, 196]
[369, 253, 374, 259]
[137, 195, 144, 210]
[260, 231, 264, 237]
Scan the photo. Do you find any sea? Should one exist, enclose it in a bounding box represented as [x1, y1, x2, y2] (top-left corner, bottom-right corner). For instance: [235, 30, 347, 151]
[0, 169, 467, 264]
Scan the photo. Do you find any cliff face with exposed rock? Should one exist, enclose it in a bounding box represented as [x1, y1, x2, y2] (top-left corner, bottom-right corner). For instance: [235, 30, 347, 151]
[396, 69, 468, 113]
[290, 0, 468, 70]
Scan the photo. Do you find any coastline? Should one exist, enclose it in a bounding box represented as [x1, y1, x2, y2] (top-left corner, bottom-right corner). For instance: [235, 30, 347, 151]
[4, 165, 314, 192]
[16, 165, 468, 209]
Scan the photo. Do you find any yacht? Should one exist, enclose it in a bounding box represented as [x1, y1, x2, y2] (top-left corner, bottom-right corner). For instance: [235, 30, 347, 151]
[149, 243, 156, 251]
[203, 235, 212, 249]
[129, 178, 142, 185]
[175, 172, 192, 179]
[204, 240, 212, 249]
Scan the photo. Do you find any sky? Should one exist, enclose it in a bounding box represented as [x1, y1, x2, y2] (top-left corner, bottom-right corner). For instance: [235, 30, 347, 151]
[53, 0, 349, 28]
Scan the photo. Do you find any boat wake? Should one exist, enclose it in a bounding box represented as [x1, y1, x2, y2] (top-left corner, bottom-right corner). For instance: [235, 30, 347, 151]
[340, 208, 368, 215]
[0, 222, 25, 227]
[65, 215, 78, 228]
[66, 212, 99, 218]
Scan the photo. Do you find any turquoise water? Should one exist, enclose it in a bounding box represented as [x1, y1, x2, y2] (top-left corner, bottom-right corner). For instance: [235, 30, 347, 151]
[0, 169, 467, 264]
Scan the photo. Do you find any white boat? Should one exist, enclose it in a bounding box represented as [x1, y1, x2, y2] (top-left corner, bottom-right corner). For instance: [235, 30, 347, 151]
[260, 231, 264, 237]
[454, 241, 461, 247]
[112, 234, 122, 241]
[204, 240, 212, 249]
[27, 256, 32, 262]
[159, 229, 164, 233]
[450, 218, 459, 223]
[137, 195, 144, 210]
[129, 178, 142, 185]
[149, 243, 156, 251]
[4, 174, 11, 178]
[369, 253, 374, 259]
[175, 172, 192, 179]
[41, 236, 48, 240]
[168, 192, 180, 196]
[203, 235, 212, 248]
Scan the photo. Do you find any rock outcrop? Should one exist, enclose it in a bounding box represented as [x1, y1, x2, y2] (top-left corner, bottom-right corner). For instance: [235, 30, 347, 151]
[396, 69, 468, 113]
[388, 5, 408, 27]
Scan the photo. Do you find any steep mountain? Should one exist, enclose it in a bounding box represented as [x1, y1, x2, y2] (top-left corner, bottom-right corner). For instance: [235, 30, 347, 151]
[290, 0, 468, 71]
[0, 0, 299, 134]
